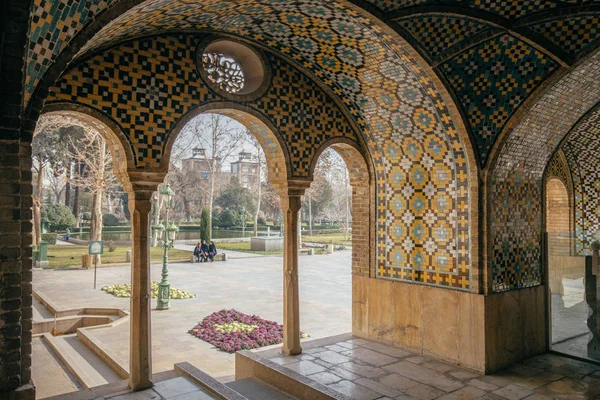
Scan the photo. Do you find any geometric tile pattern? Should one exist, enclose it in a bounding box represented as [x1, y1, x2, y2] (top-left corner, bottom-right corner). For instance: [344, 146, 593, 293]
[46, 35, 357, 175]
[491, 171, 543, 292]
[26, 0, 117, 105]
[368, 0, 560, 17]
[561, 106, 600, 255]
[528, 14, 600, 57]
[394, 15, 492, 57]
[544, 149, 571, 191]
[441, 34, 559, 163]
[490, 50, 600, 292]
[35, 1, 474, 289]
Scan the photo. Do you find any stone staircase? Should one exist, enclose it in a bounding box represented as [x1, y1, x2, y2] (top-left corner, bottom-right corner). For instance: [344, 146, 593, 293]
[226, 378, 295, 400]
[43, 333, 122, 389]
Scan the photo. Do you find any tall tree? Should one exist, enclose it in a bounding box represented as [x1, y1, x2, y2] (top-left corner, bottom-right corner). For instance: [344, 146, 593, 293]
[32, 117, 74, 245]
[187, 114, 246, 235]
[247, 135, 267, 237]
[67, 122, 119, 261]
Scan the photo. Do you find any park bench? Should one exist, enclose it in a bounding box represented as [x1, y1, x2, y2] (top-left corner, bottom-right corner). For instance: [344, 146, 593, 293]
[189, 253, 227, 262]
[299, 248, 314, 256]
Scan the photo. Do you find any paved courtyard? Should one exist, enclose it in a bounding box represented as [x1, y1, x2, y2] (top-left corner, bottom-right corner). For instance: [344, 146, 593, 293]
[32, 251, 352, 396]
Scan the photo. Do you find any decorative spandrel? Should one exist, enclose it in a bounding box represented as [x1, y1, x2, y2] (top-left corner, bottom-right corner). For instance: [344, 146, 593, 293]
[202, 53, 244, 94]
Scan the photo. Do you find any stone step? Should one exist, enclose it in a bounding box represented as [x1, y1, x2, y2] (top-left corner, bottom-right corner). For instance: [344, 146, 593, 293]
[43, 333, 122, 389]
[226, 377, 296, 400]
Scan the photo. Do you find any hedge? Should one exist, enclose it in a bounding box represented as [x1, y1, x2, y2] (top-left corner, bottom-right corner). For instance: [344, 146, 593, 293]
[41, 233, 58, 245]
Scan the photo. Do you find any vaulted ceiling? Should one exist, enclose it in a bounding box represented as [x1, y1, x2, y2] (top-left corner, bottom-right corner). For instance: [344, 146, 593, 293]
[27, 0, 600, 166]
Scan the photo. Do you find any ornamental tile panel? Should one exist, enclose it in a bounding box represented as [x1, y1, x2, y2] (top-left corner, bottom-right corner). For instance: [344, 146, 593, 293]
[490, 50, 600, 292]
[26, 0, 118, 105]
[528, 14, 600, 57]
[561, 106, 600, 255]
[394, 15, 492, 57]
[441, 34, 559, 164]
[46, 35, 357, 178]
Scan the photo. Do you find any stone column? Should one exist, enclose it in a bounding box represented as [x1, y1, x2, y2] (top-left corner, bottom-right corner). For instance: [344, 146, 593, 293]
[128, 190, 154, 391]
[0, 1, 37, 398]
[280, 189, 304, 356]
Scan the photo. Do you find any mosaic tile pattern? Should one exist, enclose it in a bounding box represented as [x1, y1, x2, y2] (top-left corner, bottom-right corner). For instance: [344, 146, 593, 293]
[46, 34, 357, 177]
[26, 0, 117, 105]
[561, 106, 600, 255]
[544, 149, 571, 190]
[367, 0, 562, 17]
[528, 14, 600, 57]
[490, 50, 600, 292]
[441, 34, 559, 163]
[52, 0, 473, 289]
[491, 172, 542, 292]
[30, 0, 475, 288]
[63, 1, 472, 288]
[394, 15, 492, 57]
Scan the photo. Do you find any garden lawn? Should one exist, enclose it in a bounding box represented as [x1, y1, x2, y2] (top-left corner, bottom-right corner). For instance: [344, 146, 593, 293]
[301, 233, 351, 246]
[216, 241, 283, 255]
[45, 245, 192, 269]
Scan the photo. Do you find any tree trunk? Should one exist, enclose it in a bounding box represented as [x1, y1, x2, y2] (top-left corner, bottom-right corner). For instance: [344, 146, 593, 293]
[308, 192, 313, 236]
[65, 159, 72, 208]
[106, 192, 114, 214]
[33, 157, 44, 247]
[72, 162, 83, 224]
[65, 181, 71, 207]
[344, 174, 350, 241]
[253, 165, 261, 237]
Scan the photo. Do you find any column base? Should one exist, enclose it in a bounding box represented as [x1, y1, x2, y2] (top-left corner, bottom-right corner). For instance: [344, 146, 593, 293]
[129, 379, 153, 392]
[156, 282, 171, 310]
[0, 382, 36, 400]
[282, 346, 302, 356]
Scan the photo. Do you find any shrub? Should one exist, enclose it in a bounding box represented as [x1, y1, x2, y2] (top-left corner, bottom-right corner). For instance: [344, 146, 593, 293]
[41, 233, 57, 245]
[257, 217, 266, 225]
[102, 213, 120, 226]
[107, 241, 117, 252]
[200, 207, 211, 242]
[219, 209, 238, 227]
[41, 204, 76, 231]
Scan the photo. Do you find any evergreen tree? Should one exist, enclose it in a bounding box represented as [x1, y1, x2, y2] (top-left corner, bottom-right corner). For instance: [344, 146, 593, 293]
[200, 207, 211, 242]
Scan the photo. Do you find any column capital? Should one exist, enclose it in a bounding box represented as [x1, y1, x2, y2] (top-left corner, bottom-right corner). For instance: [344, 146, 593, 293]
[273, 178, 312, 199]
[125, 170, 166, 194]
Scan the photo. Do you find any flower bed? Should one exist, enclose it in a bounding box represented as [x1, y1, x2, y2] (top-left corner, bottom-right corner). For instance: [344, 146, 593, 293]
[188, 309, 308, 353]
[101, 282, 195, 299]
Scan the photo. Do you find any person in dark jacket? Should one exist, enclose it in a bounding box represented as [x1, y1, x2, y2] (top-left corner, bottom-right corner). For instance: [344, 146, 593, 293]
[208, 241, 217, 262]
[193, 242, 202, 262]
[200, 240, 209, 262]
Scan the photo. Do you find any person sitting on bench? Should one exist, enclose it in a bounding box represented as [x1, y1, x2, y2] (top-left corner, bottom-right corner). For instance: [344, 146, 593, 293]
[193, 242, 202, 262]
[207, 241, 217, 262]
[200, 240, 210, 262]
[62, 228, 71, 241]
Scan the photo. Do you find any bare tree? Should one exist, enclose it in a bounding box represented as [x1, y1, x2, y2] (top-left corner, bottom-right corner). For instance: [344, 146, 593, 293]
[45, 166, 67, 204]
[67, 123, 119, 260]
[184, 114, 246, 234]
[32, 116, 78, 245]
[246, 134, 267, 237]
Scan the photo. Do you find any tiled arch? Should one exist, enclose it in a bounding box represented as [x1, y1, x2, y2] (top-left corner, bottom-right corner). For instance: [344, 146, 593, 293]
[33, 1, 477, 290]
[165, 104, 292, 189]
[559, 103, 600, 255]
[487, 48, 600, 292]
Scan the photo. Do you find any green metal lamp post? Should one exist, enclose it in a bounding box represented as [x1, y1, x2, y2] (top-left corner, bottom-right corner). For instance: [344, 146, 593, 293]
[157, 183, 178, 310]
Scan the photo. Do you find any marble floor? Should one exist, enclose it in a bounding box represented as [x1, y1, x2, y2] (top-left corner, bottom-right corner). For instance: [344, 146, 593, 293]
[258, 334, 600, 400]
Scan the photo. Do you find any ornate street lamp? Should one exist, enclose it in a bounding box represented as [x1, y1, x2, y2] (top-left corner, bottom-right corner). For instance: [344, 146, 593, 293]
[157, 184, 178, 310]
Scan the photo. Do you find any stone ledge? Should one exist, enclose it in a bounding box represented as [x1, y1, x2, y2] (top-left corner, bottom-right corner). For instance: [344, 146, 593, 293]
[175, 362, 247, 400]
[235, 350, 348, 400]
